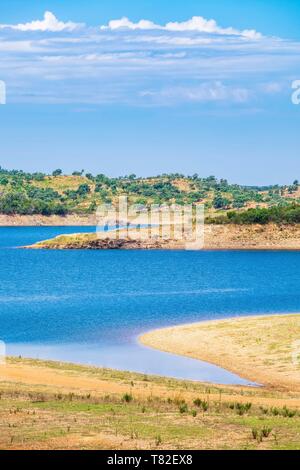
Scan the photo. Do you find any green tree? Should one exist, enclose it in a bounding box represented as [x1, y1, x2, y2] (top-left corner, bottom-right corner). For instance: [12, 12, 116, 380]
[52, 169, 62, 177]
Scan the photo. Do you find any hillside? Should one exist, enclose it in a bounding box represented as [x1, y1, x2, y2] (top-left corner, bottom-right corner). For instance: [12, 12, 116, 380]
[0, 167, 299, 223]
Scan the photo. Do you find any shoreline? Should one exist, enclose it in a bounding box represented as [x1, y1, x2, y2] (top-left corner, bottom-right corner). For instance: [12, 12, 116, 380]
[0, 214, 97, 226]
[21, 223, 300, 250]
[140, 313, 300, 393]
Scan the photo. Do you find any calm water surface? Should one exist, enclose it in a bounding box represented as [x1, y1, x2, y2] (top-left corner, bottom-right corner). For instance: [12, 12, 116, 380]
[0, 227, 299, 385]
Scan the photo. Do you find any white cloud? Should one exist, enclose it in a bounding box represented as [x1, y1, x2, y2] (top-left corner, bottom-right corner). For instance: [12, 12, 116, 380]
[260, 82, 283, 94]
[141, 81, 251, 104]
[0, 11, 84, 32]
[0, 40, 41, 52]
[134, 35, 215, 46]
[101, 17, 160, 31]
[164, 16, 262, 39]
[101, 15, 262, 39]
[0, 11, 298, 107]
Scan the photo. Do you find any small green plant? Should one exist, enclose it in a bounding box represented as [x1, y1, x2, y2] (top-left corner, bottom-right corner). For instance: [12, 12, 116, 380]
[179, 403, 188, 414]
[122, 393, 133, 403]
[260, 406, 268, 415]
[193, 398, 202, 408]
[194, 398, 209, 411]
[234, 402, 252, 415]
[201, 401, 209, 412]
[191, 410, 197, 417]
[261, 426, 272, 438]
[155, 435, 162, 446]
[271, 407, 279, 416]
[251, 428, 258, 440]
[281, 406, 296, 418]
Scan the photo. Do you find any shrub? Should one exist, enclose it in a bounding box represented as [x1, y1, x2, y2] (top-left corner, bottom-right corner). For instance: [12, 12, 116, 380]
[193, 398, 202, 408]
[261, 426, 272, 438]
[179, 403, 188, 414]
[234, 402, 252, 415]
[122, 393, 133, 403]
[281, 406, 296, 418]
[193, 398, 209, 411]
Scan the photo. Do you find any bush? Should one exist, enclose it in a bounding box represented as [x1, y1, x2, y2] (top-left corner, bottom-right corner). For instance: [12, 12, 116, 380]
[233, 402, 252, 415]
[122, 393, 133, 403]
[261, 426, 272, 438]
[179, 403, 188, 414]
[193, 398, 209, 411]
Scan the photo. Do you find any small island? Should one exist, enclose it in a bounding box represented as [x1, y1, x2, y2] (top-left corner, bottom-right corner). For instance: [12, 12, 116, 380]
[27, 224, 300, 250]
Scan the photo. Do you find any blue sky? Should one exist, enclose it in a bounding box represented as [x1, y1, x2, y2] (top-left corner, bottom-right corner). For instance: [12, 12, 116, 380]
[0, 0, 299, 184]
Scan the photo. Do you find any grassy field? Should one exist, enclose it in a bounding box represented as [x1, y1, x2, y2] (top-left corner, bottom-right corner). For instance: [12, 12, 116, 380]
[1, 354, 300, 450]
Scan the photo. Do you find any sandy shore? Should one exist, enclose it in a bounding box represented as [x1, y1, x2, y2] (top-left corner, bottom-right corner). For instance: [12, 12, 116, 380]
[140, 314, 300, 392]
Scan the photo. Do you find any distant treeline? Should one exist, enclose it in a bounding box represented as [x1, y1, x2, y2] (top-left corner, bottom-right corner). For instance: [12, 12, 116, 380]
[207, 205, 300, 225]
[0, 166, 299, 221]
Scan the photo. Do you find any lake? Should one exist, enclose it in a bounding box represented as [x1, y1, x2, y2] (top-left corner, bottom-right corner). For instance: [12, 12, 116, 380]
[0, 226, 299, 385]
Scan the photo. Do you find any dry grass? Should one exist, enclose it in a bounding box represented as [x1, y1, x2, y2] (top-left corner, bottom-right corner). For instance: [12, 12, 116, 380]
[0, 355, 300, 450]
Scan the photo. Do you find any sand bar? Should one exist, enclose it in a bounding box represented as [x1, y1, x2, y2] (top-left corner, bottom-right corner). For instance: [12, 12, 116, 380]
[140, 314, 300, 392]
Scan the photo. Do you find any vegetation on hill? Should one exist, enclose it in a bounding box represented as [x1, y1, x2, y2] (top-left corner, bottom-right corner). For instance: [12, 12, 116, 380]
[0, 166, 299, 223]
[208, 205, 300, 225]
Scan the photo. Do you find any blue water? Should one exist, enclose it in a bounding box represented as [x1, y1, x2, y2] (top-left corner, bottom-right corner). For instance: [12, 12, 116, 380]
[0, 227, 299, 385]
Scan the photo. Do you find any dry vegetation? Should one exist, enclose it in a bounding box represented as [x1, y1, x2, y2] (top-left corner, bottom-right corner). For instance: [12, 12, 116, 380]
[1, 355, 300, 450]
